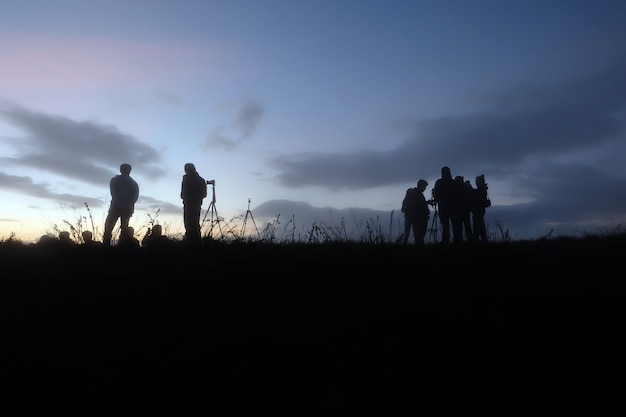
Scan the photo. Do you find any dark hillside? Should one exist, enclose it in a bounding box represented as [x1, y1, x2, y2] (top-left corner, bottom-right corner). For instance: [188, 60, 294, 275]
[1, 236, 625, 414]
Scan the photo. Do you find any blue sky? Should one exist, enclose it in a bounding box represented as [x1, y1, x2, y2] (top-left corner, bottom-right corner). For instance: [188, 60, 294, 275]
[1, 0, 625, 243]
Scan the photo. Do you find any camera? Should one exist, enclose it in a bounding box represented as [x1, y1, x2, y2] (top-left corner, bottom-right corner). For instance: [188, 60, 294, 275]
[427, 198, 436, 207]
[206, 179, 215, 185]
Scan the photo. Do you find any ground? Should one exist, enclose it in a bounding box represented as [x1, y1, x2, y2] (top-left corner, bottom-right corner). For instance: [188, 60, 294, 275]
[1, 237, 625, 414]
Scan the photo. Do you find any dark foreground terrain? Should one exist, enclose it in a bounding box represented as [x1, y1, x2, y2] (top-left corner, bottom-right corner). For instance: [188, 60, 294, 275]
[1, 236, 625, 414]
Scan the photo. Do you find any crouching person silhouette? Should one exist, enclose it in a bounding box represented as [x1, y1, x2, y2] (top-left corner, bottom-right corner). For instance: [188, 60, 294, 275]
[142, 224, 170, 248]
[118, 226, 140, 249]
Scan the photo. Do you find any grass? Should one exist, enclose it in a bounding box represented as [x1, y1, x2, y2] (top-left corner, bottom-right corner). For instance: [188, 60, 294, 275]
[11, 200, 622, 246]
[2, 213, 626, 414]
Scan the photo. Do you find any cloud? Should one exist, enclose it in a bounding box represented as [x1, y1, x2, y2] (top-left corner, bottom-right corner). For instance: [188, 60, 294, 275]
[139, 195, 182, 217]
[0, 102, 166, 184]
[234, 101, 264, 139]
[252, 199, 402, 242]
[270, 59, 626, 188]
[0, 102, 181, 215]
[205, 101, 264, 150]
[265, 58, 626, 237]
[0, 171, 104, 209]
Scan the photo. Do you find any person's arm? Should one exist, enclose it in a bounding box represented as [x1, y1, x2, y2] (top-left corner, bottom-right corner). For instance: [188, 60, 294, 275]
[133, 180, 140, 203]
[401, 189, 409, 212]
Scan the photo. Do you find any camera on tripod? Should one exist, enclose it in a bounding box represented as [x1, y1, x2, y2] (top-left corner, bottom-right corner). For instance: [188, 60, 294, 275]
[427, 198, 437, 207]
[206, 179, 215, 185]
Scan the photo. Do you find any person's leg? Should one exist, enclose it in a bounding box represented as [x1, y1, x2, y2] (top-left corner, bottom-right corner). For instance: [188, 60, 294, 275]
[184, 204, 202, 243]
[183, 205, 191, 240]
[464, 214, 475, 242]
[440, 213, 450, 244]
[417, 217, 428, 245]
[472, 214, 479, 242]
[451, 215, 463, 244]
[191, 206, 202, 242]
[476, 214, 487, 242]
[120, 212, 131, 241]
[102, 211, 118, 246]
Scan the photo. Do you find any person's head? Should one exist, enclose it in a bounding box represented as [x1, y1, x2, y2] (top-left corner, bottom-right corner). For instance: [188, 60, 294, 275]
[476, 174, 486, 187]
[120, 163, 132, 175]
[441, 166, 451, 179]
[82, 230, 93, 243]
[455, 175, 464, 183]
[39, 234, 54, 244]
[152, 224, 162, 236]
[417, 179, 428, 191]
[184, 163, 196, 175]
[59, 231, 72, 242]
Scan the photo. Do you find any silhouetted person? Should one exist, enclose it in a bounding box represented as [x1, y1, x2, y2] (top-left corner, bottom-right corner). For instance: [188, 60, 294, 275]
[37, 234, 56, 245]
[456, 176, 475, 243]
[103, 163, 139, 246]
[432, 166, 463, 244]
[81, 230, 101, 246]
[180, 163, 207, 245]
[141, 224, 170, 248]
[58, 230, 75, 245]
[472, 174, 491, 243]
[117, 226, 140, 248]
[401, 179, 430, 245]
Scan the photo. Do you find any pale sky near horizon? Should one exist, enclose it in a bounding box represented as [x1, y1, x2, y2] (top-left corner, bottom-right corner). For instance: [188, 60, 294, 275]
[1, 0, 626, 243]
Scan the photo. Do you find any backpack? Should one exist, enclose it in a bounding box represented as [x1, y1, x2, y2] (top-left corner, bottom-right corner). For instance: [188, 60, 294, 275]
[401, 188, 418, 214]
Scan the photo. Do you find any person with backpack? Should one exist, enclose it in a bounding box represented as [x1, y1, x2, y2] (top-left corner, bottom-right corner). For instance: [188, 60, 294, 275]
[432, 166, 463, 245]
[401, 179, 430, 245]
[180, 163, 208, 245]
[102, 163, 140, 246]
[456, 176, 475, 243]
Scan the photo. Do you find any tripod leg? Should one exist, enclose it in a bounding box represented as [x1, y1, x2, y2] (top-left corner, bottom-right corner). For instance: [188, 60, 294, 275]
[212, 204, 224, 238]
[241, 210, 259, 236]
[248, 211, 259, 235]
[241, 211, 248, 236]
[202, 202, 223, 239]
[428, 211, 439, 244]
[241, 199, 259, 237]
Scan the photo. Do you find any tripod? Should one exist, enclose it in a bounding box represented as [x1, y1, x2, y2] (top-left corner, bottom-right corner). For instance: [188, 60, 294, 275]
[201, 182, 224, 239]
[241, 198, 259, 237]
[428, 202, 440, 244]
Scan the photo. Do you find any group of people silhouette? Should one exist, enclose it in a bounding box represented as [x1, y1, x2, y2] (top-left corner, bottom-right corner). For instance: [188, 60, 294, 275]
[38, 162, 208, 248]
[36, 163, 490, 248]
[401, 166, 491, 246]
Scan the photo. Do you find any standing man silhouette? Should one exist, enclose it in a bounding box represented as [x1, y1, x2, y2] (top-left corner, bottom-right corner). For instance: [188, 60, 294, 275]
[180, 162, 207, 245]
[103, 163, 139, 246]
[432, 166, 463, 244]
[456, 176, 475, 243]
[401, 179, 430, 245]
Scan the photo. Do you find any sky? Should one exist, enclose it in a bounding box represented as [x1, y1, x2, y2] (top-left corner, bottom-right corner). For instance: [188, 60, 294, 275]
[1, 0, 626, 243]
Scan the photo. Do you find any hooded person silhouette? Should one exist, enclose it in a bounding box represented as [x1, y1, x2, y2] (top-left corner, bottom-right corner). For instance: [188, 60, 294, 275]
[180, 163, 207, 244]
